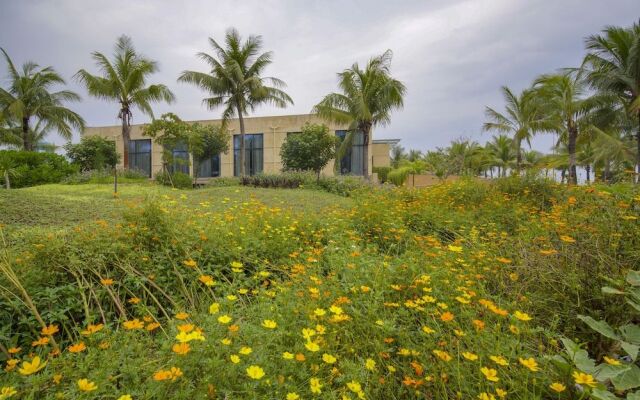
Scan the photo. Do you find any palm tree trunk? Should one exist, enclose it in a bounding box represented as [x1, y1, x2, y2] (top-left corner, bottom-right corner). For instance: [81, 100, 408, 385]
[362, 126, 370, 179]
[121, 107, 131, 169]
[515, 142, 522, 174]
[585, 164, 591, 184]
[237, 104, 246, 177]
[22, 116, 31, 151]
[567, 126, 578, 185]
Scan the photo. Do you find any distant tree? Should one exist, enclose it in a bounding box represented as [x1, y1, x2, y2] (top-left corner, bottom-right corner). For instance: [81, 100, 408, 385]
[483, 86, 549, 172]
[390, 144, 406, 168]
[0, 49, 84, 151]
[407, 149, 423, 162]
[75, 35, 174, 169]
[280, 123, 337, 180]
[583, 21, 640, 182]
[314, 50, 406, 178]
[178, 28, 292, 176]
[143, 113, 229, 185]
[486, 134, 515, 177]
[64, 136, 119, 171]
[0, 152, 19, 189]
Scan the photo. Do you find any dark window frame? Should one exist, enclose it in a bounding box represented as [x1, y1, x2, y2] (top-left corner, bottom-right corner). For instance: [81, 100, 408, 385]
[233, 133, 264, 176]
[128, 139, 152, 177]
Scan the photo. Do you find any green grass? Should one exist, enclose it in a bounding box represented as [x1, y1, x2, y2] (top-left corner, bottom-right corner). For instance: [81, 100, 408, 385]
[0, 183, 353, 231]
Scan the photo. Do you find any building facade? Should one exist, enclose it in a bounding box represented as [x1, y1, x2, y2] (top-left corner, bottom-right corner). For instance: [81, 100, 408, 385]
[83, 114, 395, 179]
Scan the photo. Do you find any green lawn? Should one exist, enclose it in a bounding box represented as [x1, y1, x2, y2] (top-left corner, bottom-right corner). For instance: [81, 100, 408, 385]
[0, 183, 353, 231]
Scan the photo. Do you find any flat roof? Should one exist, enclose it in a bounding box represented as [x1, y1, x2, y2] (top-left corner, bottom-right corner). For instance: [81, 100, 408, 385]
[372, 139, 401, 145]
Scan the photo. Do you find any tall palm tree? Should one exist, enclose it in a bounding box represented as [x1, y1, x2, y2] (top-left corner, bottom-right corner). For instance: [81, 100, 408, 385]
[483, 86, 548, 172]
[314, 50, 405, 178]
[533, 71, 608, 184]
[75, 35, 175, 168]
[0, 49, 84, 151]
[178, 28, 292, 176]
[583, 21, 640, 182]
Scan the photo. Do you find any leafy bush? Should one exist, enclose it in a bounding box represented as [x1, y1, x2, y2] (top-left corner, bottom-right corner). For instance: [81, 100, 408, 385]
[240, 172, 314, 189]
[205, 177, 241, 187]
[156, 171, 193, 189]
[387, 167, 412, 186]
[280, 123, 336, 178]
[0, 150, 77, 188]
[64, 136, 119, 171]
[372, 166, 392, 183]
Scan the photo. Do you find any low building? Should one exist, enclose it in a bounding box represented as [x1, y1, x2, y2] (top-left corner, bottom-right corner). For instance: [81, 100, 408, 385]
[83, 113, 397, 179]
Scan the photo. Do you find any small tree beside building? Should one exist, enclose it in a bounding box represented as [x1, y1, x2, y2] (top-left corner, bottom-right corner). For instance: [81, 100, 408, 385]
[65, 136, 119, 172]
[280, 123, 336, 180]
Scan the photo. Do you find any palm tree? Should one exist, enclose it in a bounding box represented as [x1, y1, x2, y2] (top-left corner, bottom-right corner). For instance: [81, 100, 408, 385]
[390, 144, 406, 168]
[533, 71, 608, 184]
[0, 152, 19, 189]
[583, 21, 640, 182]
[75, 35, 175, 168]
[314, 50, 405, 178]
[0, 49, 84, 151]
[178, 28, 292, 176]
[483, 86, 548, 172]
[486, 134, 515, 177]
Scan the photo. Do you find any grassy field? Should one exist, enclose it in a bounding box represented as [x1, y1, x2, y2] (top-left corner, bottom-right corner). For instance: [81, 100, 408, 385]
[1, 179, 639, 399]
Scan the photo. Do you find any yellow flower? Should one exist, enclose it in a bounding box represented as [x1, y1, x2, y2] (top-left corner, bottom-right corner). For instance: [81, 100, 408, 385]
[314, 308, 326, 316]
[421, 326, 435, 334]
[322, 353, 337, 364]
[239, 346, 253, 355]
[448, 245, 463, 253]
[603, 356, 620, 365]
[117, 396, 133, 400]
[41, 324, 59, 336]
[462, 352, 478, 361]
[347, 380, 362, 393]
[490, 355, 509, 366]
[68, 342, 86, 353]
[100, 278, 114, 286]
[495, 388, 507, 398]
[198, 275, 215, 286]
[172, 342, 191, 355]
[560, 235, 576, 243]
[175, 331, 205, 343]
[283, 352, 294, 359]
[18, 356, 46, 375]
[514, 311, 532, 321]
[123, 319, 144, 330]
[218, 315, 232, 324]
[81, 324, 104, 336]
[175, 312, 189, 320]
[262, 319, 277, 329]
[77, 379, 98, 392]
[518, 357, 539, 372]
[329, 305, 343, 315]
[573, 371, 597, 387]
[481, 367, 499, 382]
[246, 365, 265, 380]
[183, 259, 197, 268]
[365, 358, 376, 370]
[433, 350, 452, 362]
[305, 341, 320, 352]
[310, 377, 323, 394]
[286, 393, 300, 400]
[209, 303, 220, 314]
[477, 393, 495, 400]
[0, 386, 17, 399]
[302, 328, 316, 340]
[549, 382, 566, 392]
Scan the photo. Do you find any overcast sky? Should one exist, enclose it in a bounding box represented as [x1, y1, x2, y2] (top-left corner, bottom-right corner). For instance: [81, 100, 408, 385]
[1, 0, 638, 153]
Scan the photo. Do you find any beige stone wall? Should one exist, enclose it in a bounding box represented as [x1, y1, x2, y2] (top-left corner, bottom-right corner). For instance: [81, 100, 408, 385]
[404, 174, 462, 188]
[83, 114, 391, 179]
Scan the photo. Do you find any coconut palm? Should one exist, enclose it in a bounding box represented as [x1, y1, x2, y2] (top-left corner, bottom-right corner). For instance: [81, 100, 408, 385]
[533, 71, 609, 184]
[314, 50, 405, 178]
[75, 35, 175, 168]
[583, 21, 640, 182]
[178, 28, 292, 176]
[483, 86, 548, 172]
[0, 152, 19, 189]
[486, 134, 515, 177]
[0, 49, 84, 151]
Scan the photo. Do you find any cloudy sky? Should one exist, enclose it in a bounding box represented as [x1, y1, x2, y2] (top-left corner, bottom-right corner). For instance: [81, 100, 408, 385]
[1, 0, 638, 152]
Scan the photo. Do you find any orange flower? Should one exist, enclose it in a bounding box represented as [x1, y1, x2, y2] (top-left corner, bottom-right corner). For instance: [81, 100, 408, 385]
[123, 319, 144, 330]
[81, 324, 104, 336]
[440, 312, 454, 322]
[175, 312, 189, 320]
[100, 278, 114, 286]
[68, 342, 87, 353]
[41, 324, 59, 336]
[172, 342, 191, 355]
[32, 336, 50, 347]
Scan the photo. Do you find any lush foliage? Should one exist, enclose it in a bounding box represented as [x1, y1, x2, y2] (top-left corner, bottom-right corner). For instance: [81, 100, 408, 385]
[0, 150, 76, 188]
[1, 179, 638, 398]
[280, 123, 336, 179]
[62, 168, 149, 185]
[155, 171, 193, 189]
[239, 171, 370, 196]
[64, 135, 119, 171]
[372, 166, 392, 183]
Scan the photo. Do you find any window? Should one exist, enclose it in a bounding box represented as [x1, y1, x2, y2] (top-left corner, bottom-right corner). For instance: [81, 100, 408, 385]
[335, 130, 364, 175]
[128, 139, 152, 177]
[234, 134, 263, 176]
[168, 141, 190, 175]
[198, 154, 221, 178]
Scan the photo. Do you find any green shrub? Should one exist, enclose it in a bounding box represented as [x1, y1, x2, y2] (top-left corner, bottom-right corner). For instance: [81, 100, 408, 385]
[0, 150, 77, 188]
[205, 177, 241, 187]
[63, 168, 149, 184]
[64, 136, 119, 171]
[373, 166, 392, 183]
[155, 171, 193, 189]
[387, 167, 412, 186]
[240, 172, 314, 189]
